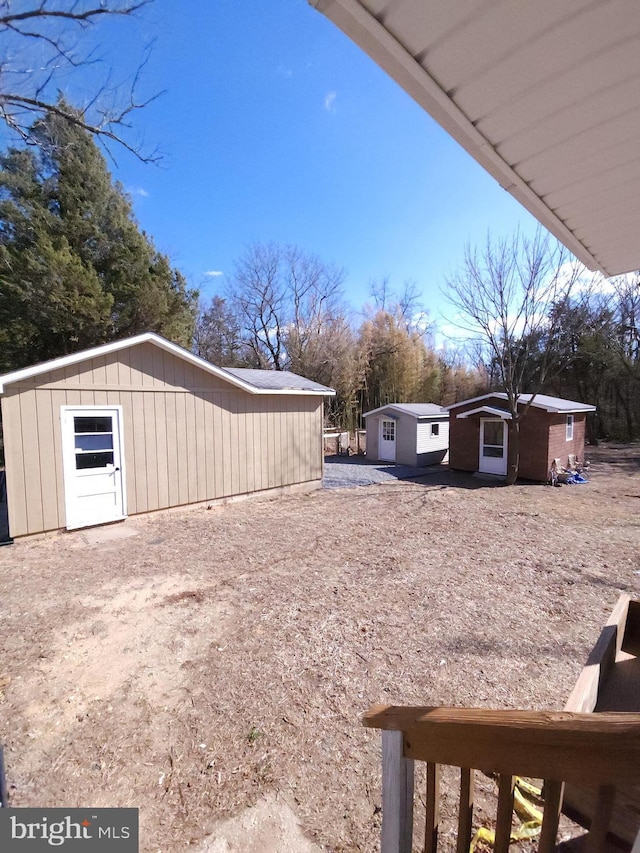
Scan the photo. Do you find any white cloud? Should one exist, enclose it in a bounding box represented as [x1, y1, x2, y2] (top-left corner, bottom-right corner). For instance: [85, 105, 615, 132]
[323, 91, 337, 112]
[129, 187, 149, 198]
[204, 270, 224, 278]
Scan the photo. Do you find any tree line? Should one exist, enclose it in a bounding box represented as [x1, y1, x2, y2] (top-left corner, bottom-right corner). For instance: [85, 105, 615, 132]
[193, 242, 486, 430]
[0, 105, 638, 454]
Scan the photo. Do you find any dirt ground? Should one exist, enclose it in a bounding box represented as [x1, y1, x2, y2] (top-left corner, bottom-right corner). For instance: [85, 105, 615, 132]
[0, 444, 639, 852]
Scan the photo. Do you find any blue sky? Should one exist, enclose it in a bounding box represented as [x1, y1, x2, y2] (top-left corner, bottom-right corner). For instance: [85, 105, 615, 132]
[56, 0, 541, 325]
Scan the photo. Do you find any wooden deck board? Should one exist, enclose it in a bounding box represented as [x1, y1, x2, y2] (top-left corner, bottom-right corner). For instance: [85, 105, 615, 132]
[563, 596, 640, 849]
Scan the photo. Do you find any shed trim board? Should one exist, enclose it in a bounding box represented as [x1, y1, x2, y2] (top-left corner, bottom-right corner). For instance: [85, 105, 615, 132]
[309, 0, 640, 277]
[0, 335, 334, 538]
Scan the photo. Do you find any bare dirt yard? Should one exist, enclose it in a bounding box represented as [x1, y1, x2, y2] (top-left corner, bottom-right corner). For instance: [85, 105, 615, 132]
[0, 445, 639, 852]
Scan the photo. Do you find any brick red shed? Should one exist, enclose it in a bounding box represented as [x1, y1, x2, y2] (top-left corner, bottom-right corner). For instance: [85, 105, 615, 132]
[446, 393, 596, 482]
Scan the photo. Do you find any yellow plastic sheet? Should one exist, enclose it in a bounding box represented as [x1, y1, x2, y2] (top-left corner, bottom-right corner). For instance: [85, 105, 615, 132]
[469, 777, 543, 851]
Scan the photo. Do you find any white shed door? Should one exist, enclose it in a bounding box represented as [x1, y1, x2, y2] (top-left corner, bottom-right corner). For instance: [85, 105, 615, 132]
[379, 419, 396, 462]
[479, 418, 508, 476]
[62, 406, 126, 530]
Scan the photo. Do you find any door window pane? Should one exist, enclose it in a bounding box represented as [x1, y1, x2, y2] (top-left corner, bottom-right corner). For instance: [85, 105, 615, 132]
[73, 414, 115, 469]
[75, 433, 114, 452]
[75, 451, 114, 470]
[483, 446, 504, 458]
[483, 421, 504, 447]
[382, 420, 395, 441]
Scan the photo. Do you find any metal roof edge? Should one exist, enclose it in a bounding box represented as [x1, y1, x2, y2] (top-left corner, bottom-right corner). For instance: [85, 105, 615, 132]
[309, 0, 608, 274]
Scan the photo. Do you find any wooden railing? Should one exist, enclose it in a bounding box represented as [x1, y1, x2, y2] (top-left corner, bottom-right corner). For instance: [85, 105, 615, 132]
[364, 704, 640, 853]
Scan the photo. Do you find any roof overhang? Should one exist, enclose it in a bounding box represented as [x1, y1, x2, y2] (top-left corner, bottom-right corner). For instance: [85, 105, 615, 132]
[362, 404, 448, 419]
[309, 0, 640, 276]
[456, 406, 512, 420]
[446, 393, 596, 414]
[0, 333, 334, 397]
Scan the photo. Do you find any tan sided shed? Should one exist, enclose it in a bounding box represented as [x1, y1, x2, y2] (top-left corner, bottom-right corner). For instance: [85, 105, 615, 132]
[362, 403, 449, 467]
[447, 393, 596, 481]
[0, 333, 334, 539]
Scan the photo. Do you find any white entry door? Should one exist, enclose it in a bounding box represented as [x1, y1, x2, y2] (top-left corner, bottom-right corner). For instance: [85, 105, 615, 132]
[61, 406, 126, 530]
[379, 418, 397, 462]
[479, 418, 508, 475]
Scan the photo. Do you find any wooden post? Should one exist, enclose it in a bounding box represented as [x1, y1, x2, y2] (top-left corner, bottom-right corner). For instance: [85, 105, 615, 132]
[424, 762, 440, 853]
[585, 785, 616, 853]
[381, 730, 414, 853]
[456, 768, 474, 853]
[538, 780, 564, 853]
[494, 774, 515, 853]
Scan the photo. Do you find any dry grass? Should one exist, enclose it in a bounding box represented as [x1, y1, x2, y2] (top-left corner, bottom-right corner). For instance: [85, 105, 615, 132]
[0, 444, 639, 851]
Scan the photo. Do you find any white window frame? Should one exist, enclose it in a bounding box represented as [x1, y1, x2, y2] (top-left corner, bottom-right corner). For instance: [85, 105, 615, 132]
[381, 419, 396, 442]
[430, 422, 440, 437]
[566, 414, 574, 441]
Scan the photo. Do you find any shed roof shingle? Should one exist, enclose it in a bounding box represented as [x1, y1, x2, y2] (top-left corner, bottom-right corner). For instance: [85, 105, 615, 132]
[221, 368, 334, 393]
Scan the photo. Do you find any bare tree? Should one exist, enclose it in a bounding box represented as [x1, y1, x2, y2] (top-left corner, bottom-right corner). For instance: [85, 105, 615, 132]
[227, 242, 347, 372]
[0, 0, 158, 160]
[444, 227, 587, 484]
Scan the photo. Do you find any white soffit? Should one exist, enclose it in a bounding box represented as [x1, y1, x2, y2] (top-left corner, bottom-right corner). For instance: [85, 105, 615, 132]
[309, 0, 640, 276]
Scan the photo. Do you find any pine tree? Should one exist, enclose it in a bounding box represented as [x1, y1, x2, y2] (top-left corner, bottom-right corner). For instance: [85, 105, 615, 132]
[0, 102, 197, 372]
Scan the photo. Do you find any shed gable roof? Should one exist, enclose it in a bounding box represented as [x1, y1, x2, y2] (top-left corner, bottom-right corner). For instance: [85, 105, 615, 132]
[310, 0, 640, 276]
[0, 333, 335, 396]
[446, 393, 596, 414]
[363, 403, 449, 419]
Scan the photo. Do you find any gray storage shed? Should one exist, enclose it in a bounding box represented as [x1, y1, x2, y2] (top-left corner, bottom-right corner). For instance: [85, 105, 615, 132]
[0, 333, 334, 539]
[362, 403, 449, 466]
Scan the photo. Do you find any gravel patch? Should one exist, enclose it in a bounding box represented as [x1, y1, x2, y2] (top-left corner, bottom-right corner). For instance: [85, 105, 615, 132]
[323, 456, 445, 488]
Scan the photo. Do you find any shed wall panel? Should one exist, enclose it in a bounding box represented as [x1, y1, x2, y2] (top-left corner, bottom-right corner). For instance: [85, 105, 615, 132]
[1, 393, 28, 537]
[448, 412, 480, 472]
[50, 389, 67, 526]
[154, 393, 170, 509]
[415, 420, 450, 466]
[2, 345, 325, 536]
[19, 390, 44, 536]
[35, 389, 60, 532]
[396, 412, 417, 466]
